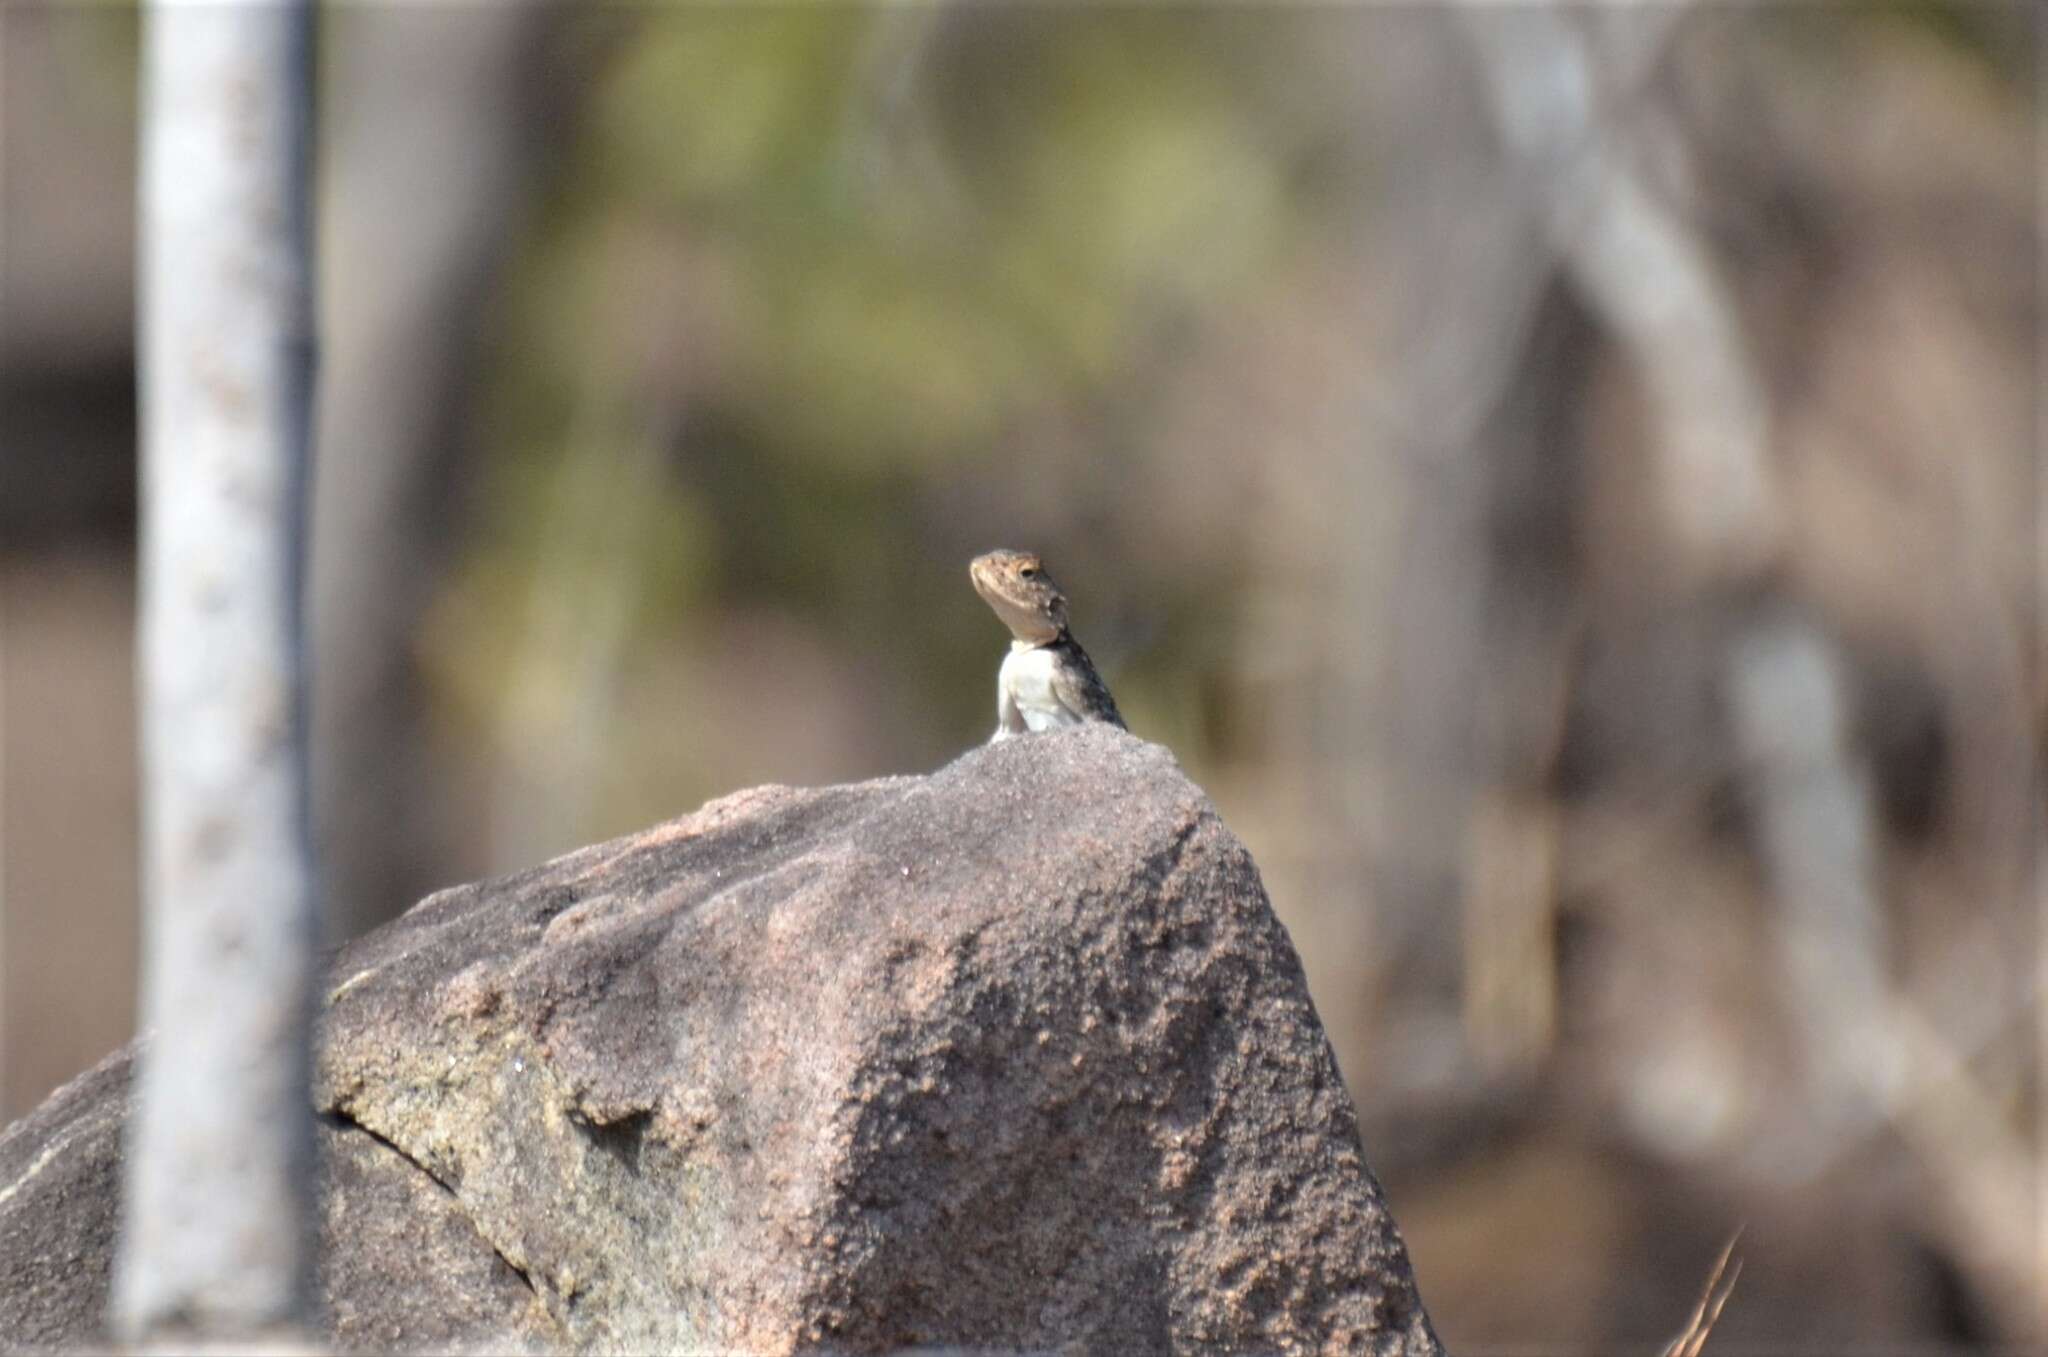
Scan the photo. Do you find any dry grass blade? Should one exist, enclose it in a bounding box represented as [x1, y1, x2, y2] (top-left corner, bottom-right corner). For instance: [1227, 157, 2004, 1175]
[1660, 1228, 1745, 1357]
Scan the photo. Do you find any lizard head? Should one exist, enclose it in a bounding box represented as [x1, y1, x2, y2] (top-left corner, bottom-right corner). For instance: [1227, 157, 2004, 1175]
[970, 548, 1068, 644]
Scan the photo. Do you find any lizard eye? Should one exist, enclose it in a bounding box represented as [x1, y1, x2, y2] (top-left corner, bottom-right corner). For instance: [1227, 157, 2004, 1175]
[1020, 567, 1037, 579]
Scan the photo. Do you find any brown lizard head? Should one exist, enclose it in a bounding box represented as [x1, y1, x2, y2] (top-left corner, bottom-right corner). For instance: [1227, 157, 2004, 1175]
[970, 548, 1068, 644]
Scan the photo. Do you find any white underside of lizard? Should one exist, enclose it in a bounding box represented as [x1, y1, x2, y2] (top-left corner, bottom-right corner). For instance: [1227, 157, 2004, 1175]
[996, 641, 1084, 736]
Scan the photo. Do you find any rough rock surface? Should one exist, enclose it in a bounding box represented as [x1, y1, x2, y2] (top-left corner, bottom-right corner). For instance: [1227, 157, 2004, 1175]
[0, 1047, 550, 1353]
[1, 726, 1440, 1354]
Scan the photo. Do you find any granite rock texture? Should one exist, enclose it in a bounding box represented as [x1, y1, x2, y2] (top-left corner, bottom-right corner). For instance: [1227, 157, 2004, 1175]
[0, 726, 1439, 1355]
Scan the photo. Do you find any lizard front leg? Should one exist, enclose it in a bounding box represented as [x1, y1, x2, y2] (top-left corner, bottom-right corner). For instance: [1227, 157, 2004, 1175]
[991, 672, 1027, 742]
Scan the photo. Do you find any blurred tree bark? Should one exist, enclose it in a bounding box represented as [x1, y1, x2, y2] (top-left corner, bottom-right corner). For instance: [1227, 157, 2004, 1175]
[1463, 6, 1777, 580]
[313, 6, 557, 940]
[1454, 5, 1760, 1082]
[1460, 6, 2042, 1338]
[113, 0, 319, 1340]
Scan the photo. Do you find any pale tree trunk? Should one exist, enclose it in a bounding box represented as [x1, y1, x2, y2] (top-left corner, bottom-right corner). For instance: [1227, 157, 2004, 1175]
[114, 0, 319, 1341]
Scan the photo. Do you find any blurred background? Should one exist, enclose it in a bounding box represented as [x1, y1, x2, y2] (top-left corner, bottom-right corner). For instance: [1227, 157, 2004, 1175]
[1, 3, 2039, 1351]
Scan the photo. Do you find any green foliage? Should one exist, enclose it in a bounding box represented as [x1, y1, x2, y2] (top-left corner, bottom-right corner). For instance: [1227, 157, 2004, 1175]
[443, 8, 1325, 824]
[572, 7, 1297, 467]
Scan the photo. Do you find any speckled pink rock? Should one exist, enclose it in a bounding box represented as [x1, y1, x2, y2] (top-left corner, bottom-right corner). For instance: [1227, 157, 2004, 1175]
[2, 726, 1440, 1355]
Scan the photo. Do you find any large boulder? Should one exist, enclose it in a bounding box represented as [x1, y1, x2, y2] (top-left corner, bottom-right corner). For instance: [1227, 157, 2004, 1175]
[1, 726, 1440, 1354]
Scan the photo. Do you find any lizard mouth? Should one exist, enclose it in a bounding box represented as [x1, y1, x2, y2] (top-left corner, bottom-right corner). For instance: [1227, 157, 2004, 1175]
[968, 562, 998, 603]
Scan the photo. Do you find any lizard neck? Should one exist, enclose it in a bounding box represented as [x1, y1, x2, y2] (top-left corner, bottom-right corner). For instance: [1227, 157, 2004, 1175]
[1010, 629, 1066, 652]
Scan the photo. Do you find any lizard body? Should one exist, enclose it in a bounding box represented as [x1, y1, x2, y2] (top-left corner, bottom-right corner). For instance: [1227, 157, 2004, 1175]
[969, 549, 1126, 741]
